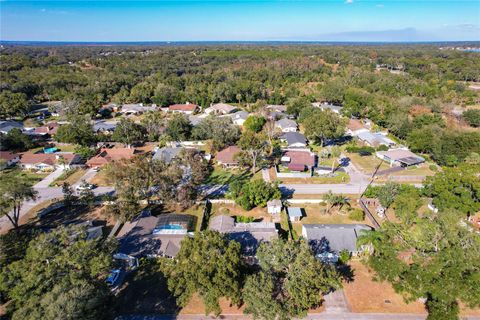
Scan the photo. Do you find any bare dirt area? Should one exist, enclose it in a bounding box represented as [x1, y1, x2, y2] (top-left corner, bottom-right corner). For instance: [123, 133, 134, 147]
[210, 203, 272, 222]
[180, 295, 245, 315]
[344, 260, 427, 314]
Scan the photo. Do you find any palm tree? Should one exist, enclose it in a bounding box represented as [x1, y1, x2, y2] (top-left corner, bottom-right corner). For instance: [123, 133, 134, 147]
[329, 146, 341, 173]
[323, 191, 349, 214]
[357, 229, 385, 254]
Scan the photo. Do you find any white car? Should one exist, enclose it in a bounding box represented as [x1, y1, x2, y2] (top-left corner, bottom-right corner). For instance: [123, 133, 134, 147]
[76, 183, 95, 191]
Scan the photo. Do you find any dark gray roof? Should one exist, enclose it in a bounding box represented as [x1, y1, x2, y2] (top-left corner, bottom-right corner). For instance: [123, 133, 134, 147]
[117, 214, 188, 258]
[209, 215, 278, 255]
[303, 224, 372, 254]
[0, 120, 24, 133]
[152, 147, 183, 163]
[230, 111, 249, 120]
[280, 132, 307, 146]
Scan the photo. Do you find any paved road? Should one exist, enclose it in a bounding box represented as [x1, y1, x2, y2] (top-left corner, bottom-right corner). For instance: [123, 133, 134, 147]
[72, 167, 98, 188]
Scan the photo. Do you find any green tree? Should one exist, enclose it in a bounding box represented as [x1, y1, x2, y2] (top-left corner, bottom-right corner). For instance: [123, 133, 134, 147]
[244, 115, 266, 133]
[360, 212, 480, 320]
[424, 165, 480, 217]
[323, 191, 349, 214]
[160, 231, 242, 316]
[191, 115, 240, 151]
[0, 128, 35, 151]
[62, 182, 77, 207]
[0, 90, 29, 119]
[243, 239, 341, 320]
[0, 226, 115, 320]
[376, 182, 401, 210]
[238, 130, 266, 173]
[463, 109, 480, 127]
[166, 113, 192, 141]
[0, 173, 37, 229]
[303, 110, 346, 147]
[140, 111, 166, 141]
[55, 115, 95, 146]
[229, 179, 281, 210]
[111, 118, 145, 147]
[286, 97, 310, 117]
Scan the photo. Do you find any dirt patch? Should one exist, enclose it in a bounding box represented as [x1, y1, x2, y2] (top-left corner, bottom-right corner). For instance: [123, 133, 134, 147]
[180, 294, 244, 315]
[344, 260, 426, 314]
[210, 203, 272, 222]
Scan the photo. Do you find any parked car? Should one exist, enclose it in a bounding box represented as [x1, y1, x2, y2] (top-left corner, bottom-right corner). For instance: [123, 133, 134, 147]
[106, 269, 121, 286]
[76, 182, 95, 191]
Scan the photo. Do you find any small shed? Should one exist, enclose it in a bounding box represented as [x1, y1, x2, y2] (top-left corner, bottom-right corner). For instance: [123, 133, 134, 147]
[267, 199, 282, 215]
[287, 207, 303, 222]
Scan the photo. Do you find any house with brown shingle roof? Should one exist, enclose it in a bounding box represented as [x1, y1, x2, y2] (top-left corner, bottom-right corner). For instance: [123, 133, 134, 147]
[0, 151, 20, 169]
[86, 148, 138, 168]
[19, 152, 80, 171]
[281, 150, 316, 172]
[346, 119, 369, 136]
[216, 145, 241, 168]
[168, 103, 199, 115]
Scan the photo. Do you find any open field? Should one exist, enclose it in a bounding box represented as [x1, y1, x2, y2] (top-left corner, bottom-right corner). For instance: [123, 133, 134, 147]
[277, 171, 350, 184]
[204, 166, 252, 185]
[346, 153, 390, 174]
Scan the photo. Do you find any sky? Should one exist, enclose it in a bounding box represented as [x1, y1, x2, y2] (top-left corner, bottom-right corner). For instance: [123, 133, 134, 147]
[0, 0, 479, 42]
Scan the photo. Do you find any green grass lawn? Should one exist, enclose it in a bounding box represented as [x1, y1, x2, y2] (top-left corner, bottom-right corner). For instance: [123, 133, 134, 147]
[49, 168, 87, 187]
[277, 171, 350, 184]
[346, 153, 390, 174]
[204, 166, 252, 185]
[0, 168, 50, 187]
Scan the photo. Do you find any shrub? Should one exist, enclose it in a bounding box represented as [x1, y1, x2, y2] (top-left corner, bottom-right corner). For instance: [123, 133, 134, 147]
[345, 145, 376, 154]
[376, 144, 389, 151]
[236, 216, 255, 223]
[348, 209, 365, 221]
[429, 164, 438, 171]
[338, 249, 351, 264]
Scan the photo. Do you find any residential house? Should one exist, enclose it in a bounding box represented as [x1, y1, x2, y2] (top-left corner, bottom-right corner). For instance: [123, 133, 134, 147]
[19, 152, 81, 171]
[115, 212, 189, 266]
[86, 148, 138, 168]
[312, 102, 343, 114]
[267, 199, 282, 215]
[119, 103, 157, 115]
[209, 215, 278, 256]
[376, 148, 425, 167]
[280, 132, 308, 149]
[0, 151, 20, 169]
[357, 132, 395, 147]
[216, 145, 241, 168]
[280, 150, 316, 172]
[30, 122, 59, 136]
[188, 115, 204, 126]
[152, 147, 183, 164]
[93, 120, 117, 134]
[287, 207, 303, 222]
[228, 110, 249, 126]
[275, 118, 297, 133]
[204, 103, 237, 115]
[265, 105, 287, 113]
[346, 119, 369, 136]
[302, 224, 373, 263]
[0, 120, 24, 134]
[168, 103, 199, 115]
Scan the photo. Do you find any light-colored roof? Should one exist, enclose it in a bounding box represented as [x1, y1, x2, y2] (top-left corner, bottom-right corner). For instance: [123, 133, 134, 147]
[152, 147, 183, 163]
[266, 105, 287, 112]
[230, 111, 249, 120]
[287, 207, 303, 218]
[377, 149, 425, 165]
[357, 132, 394, 146]
[275, 118, 297, 129]
[209, 215, 235, 232]
[347, 119, 366, 132]
[267, 199, 282, 207]
[209, 103, 237, 113]
[303, 224, 373, 253]
[0, 120, 24, 133]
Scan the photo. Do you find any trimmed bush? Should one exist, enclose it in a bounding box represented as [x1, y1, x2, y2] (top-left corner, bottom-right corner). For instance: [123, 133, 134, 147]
[348, 208, 365, 221]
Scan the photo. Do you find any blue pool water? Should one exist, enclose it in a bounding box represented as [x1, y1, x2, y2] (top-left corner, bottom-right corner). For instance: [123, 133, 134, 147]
[43, 147, 58, 154]
[158, 224, 184, 230]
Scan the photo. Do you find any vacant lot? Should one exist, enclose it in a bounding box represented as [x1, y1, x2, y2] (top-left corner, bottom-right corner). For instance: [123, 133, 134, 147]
[346, 153, 390, 174]
[204, 166, 252, 185]
[210, 203, 272, 222]
[344, 260, 426, 314]
[277, 171, 350, 184]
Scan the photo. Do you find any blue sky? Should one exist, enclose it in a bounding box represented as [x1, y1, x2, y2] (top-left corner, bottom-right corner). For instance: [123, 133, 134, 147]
[1, 1, 479, 42]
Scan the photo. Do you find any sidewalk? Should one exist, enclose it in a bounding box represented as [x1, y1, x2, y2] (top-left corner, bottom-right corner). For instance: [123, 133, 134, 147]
[34, 167, 65, 188]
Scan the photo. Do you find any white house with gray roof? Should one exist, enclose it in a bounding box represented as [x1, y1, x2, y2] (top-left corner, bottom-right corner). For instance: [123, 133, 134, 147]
[0, 120, 24, 134]
[204, 103, 237, 115]
[280, 132, 308, 148]
[227, 110, 249, 126]
[275, 118, 297, 132]
[302, 224, 373, 262]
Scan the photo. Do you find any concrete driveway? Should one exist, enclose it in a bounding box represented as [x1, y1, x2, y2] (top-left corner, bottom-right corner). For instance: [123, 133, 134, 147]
[34, 167, 65, 188]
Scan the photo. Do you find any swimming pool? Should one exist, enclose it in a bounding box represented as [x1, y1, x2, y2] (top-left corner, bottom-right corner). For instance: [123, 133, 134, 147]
[158, 224, 184, 230]
[152, 223, 188, 235]
[43, 147, 58, 154]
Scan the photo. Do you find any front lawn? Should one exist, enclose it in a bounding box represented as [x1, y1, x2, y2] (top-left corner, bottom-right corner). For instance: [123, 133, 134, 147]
[89, 170, 112, 186]
[204, 166, 252, 185]
[346, 153, 390, 174]
[0, 168, 50, 187]
[276, 171, 350, 184]
[49, 168, 87, 186]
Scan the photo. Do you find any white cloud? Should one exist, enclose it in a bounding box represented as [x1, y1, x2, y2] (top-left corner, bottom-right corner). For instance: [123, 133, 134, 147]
[376, 4, 384, 8]
[345, 0, 354, 4]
